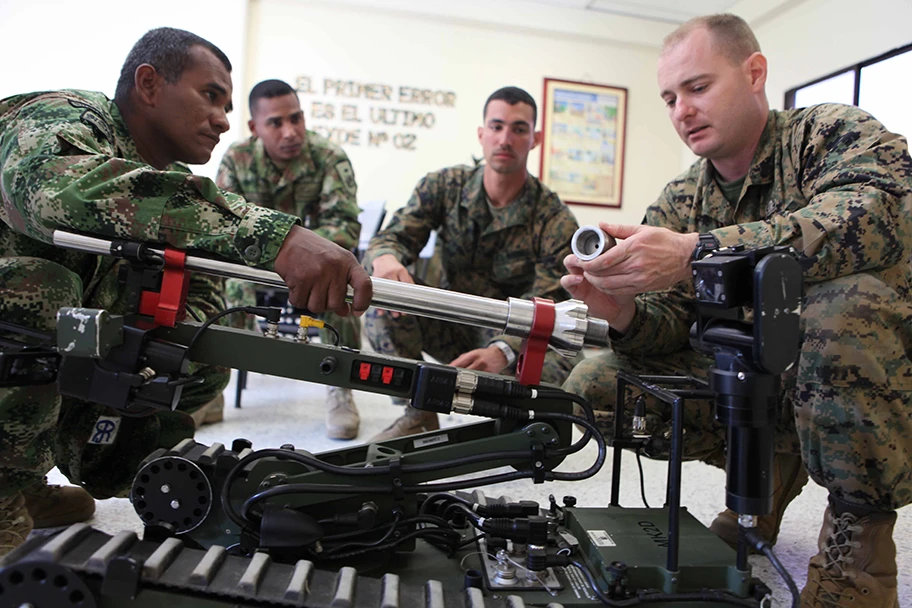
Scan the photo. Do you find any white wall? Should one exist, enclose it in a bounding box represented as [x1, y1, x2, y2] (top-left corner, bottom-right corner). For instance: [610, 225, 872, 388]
[244, 0, 684, 227]
[748, 0, 912, 113]
[0, 0, 247, 179]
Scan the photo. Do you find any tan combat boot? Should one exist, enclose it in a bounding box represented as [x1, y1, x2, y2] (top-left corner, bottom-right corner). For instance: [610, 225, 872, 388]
[0, 493, 33, 558]
[709, 452, 809, 550]
[22, 476, 95, 529]
[800, 501, 898, 608]
[326, 386, 360, 440]
[190, 393, 225, 429]
[368, 407, 440, 442]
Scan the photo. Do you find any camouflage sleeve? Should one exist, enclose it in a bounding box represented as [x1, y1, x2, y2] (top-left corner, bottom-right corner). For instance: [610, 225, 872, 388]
[606, 185, 699, 356]
[311, 157, 361, 250]
[522, 202, 578, 302]
[363, 172, 442, 271]
[489, 200, 580, 354]
[0, 95, 298, 270]
[711, 105, 912, 282]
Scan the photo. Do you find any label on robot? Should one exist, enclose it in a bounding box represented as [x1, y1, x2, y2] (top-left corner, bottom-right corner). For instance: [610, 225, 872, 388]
[585, 529, 616, 547]
[413, 433, 449, 449]
[89, 415, 121, 445]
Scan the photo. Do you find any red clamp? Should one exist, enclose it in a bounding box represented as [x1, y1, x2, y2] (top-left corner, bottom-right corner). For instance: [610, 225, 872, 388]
[516, 297, 556, 386]
[138, 247, 191, 327]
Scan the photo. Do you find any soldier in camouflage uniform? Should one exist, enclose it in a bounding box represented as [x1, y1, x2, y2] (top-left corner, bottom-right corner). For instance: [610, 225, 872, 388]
[0, 28, 371, 557]
[217, 79, 362, 440]
[562, 15, 911, 607]
[364, 86, 580, 441]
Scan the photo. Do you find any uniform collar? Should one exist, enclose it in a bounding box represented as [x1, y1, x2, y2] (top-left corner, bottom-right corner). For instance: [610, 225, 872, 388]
[109, 99, 141, 163]
[252, 135, 316, 188]
[461, 165, 534, 233]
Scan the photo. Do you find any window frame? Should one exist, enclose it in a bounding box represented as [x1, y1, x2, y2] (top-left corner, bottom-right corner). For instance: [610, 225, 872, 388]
[785, 41, 912, 109]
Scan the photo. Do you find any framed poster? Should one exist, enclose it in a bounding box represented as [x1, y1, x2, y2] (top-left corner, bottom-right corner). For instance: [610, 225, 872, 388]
[540, 78, 628, 208]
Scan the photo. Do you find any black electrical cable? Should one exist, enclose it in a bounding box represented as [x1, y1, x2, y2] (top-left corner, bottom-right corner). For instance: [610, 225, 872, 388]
[320, 510, 403, 555]
[743, 528, 800, 607]
[318, 527, 461, 561]
[186, 306, 203, 322]
[234, 410, 606, 523]
[419, 492, 473, 515]
[635, 448, 650, 509]
[323, 322, 341, 346]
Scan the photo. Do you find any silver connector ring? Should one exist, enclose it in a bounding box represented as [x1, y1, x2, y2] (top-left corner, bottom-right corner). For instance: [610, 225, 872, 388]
[571, 225, 616, 261]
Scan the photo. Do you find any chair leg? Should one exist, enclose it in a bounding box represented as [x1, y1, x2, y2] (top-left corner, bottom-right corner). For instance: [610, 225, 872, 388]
[235, 369, 247, 409]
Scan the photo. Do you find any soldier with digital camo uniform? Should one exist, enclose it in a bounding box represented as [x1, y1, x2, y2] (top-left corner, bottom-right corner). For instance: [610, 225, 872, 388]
[363, 86, 581, 442]
[217, 79, 363, 440]
[561, 15, 912, 608]
[0, 28, 371, 557]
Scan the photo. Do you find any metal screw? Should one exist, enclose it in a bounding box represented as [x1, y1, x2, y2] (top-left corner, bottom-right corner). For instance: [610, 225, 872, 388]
[170, 500, 180, 510]
[526, 430, 535, 437]
[737, 372, 746, 381]
[160, 484, 171, 494]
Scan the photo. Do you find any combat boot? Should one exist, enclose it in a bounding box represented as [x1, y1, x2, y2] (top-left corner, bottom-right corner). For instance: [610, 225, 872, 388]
[0, 493, 33, 558]
[368, 407, 439, 442]
[709, 452, 808, 550]
[800, 499, 898, 608]
[326, 386, 360, 439]
[22, 476, 95, 528]
[190, 393, 225, 429]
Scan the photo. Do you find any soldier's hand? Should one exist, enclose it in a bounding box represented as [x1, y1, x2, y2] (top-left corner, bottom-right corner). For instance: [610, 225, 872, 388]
[449, 346, 507, 374]
[562, 253, 636, 333]
[274, 225, 373, 316]
[370, 254, 414, 318]
[577, 222, 700, 295]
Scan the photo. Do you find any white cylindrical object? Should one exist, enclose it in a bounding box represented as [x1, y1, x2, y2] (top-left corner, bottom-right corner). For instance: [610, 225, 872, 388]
[571, 225, 616, 261]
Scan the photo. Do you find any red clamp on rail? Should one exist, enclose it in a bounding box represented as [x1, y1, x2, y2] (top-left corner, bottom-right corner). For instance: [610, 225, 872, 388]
[516, 297, 556, 386]
[138, 247, 191, 327]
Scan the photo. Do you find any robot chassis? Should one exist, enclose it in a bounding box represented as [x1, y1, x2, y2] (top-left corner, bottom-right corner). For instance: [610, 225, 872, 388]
[0, 229, 803, 608]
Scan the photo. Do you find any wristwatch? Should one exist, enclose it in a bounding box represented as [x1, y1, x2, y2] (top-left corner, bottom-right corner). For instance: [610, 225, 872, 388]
[692, 232, 720, 261]
[491, 340, 517, 367]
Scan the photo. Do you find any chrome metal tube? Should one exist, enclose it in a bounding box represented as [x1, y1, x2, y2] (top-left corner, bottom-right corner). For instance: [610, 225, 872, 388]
[52, 230, 610, 349]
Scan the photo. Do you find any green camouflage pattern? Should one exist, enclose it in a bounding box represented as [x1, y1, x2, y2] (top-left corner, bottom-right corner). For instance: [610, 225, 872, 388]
[217, 132, 361, 347]
[566, 105, 912, 511]
[0, 257, 228, 499]
[364, 164, 580, 356]
[0, 91, 299, 270]
[216, 132, 360, 248]
[0, 89, 294, 499]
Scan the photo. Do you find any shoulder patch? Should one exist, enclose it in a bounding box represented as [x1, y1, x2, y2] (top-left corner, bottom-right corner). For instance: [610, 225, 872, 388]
[65, 97, 114, 144]
[338, 162, 356, 190]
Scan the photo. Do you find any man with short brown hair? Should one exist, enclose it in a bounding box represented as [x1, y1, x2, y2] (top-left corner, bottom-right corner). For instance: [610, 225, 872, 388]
[563, 14, 911, 607]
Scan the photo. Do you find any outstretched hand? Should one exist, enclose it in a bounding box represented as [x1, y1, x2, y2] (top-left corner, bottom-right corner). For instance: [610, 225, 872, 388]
[561, 253, 636, 331]
[274, 225, 373, 316]
[368, 253, 415, 318]
[449, 346, 508, 373]
[577, 222, 699, 295]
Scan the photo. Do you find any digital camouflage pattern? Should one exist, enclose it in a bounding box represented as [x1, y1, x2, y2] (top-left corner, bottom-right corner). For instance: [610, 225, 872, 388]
[217, 132, 361, 347]
[364, 164, 581, 384]
[565, 105, 912, 511]
[0, 90, 300, 498]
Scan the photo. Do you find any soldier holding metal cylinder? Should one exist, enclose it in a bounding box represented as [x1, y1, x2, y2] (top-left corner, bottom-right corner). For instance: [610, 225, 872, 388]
[562, 14, 912, 607]
[217, 79, 363, 440]
[0, 28, 371, 558]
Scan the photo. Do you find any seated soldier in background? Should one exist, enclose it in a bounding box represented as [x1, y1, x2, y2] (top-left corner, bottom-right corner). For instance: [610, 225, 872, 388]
[0, 28, 370, 557]
[217, 79, 363, 440]
[363, 86, 580, 441]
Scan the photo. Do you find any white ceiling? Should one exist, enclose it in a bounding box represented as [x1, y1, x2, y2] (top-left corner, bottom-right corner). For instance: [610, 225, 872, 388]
[517, 0, 743, 24]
